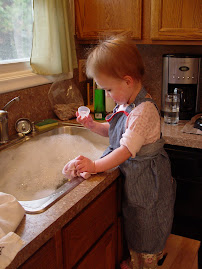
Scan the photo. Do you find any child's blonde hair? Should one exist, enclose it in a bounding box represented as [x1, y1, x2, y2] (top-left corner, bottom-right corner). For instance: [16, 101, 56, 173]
[86, 36, 145, 81]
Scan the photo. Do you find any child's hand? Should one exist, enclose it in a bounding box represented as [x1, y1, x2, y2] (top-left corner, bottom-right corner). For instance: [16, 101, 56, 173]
[76, 111, 95, 130]
[75, 155, 96, 173]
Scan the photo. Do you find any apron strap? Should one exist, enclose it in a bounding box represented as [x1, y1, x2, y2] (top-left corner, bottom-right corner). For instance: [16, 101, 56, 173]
[105, 110, 129, 122]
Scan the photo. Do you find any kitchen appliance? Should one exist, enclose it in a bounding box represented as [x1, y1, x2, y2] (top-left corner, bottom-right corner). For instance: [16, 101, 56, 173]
[164, 144, 202, 237]
[161, 54, 201, 120]
[164, 144, 202, 266]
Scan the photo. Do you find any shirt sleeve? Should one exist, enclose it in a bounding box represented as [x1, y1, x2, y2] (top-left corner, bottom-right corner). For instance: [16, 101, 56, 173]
[120, 101, 160, 157]
[120, 129, 145, 157]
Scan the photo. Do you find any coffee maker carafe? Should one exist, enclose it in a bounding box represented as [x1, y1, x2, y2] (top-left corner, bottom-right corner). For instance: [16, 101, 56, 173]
[161, 54, 201, 120]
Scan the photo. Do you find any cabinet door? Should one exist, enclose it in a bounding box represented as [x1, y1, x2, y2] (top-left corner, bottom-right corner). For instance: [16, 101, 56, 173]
[19, 231, 63, 269]
[62, 182, 117, 268]
[75, 0, 142, 40]
[150, 0, 202, 40]
[76, 224, 117, 269]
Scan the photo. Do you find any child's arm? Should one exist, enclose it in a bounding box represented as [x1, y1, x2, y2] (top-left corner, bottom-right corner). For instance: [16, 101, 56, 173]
[76, 112, 109, 137]
[75, 145, 132, 173]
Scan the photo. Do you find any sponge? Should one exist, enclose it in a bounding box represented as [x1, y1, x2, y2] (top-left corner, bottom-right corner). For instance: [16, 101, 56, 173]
[35, 119, 58, 131]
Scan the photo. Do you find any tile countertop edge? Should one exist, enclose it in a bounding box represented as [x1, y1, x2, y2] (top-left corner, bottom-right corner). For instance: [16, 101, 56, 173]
[7, 168, 120, 269]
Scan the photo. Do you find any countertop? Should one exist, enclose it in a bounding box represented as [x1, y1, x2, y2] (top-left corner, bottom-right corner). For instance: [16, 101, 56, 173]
[6, 118, 202, 268]
[161, 118, 202, 149]
[7, 168, 120, 268]
[67, 117, 202, 149]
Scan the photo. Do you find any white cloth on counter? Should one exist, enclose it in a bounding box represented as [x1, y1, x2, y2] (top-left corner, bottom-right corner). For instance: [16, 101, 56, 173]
[62, 158, 92, 180]
[181, 114, 202, 135]
[0, 192, 25, 269]
[181, 121, 202, 135]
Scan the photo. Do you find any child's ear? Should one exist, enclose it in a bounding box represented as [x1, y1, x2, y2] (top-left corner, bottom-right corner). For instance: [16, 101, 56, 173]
[123, 75, 134, 86]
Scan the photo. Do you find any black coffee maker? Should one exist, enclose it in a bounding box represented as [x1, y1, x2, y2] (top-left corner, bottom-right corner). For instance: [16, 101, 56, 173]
[161, 54, 201, 120]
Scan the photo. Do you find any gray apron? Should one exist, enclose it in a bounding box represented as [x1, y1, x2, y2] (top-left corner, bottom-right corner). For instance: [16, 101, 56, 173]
[103, 87, 176, 254]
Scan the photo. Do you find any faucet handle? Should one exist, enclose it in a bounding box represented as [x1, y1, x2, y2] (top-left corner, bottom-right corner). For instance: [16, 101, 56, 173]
[3, 96, 20, 111]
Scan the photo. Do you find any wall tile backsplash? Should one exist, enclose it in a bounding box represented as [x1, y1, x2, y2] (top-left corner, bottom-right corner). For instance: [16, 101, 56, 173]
[0, 84, 55, 136]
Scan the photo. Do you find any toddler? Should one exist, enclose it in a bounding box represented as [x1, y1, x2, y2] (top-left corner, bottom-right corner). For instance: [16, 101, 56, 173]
[74, 36, 176, 269]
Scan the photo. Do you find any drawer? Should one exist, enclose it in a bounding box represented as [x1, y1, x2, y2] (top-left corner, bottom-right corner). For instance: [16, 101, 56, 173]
[62, 182, 117, 268]
[76, 224, 117, 269]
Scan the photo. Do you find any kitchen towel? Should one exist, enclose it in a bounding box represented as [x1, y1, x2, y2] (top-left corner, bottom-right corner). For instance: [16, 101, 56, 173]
[181, 121, 202, 135]
[181, 114, 202, 135]
[62, 158, 93, 180]
[0, 192, 25, 269]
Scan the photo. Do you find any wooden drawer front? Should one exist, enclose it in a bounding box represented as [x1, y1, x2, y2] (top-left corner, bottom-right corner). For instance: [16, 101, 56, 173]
[77, 224, 116, 269]
[62, 182, 117, 268]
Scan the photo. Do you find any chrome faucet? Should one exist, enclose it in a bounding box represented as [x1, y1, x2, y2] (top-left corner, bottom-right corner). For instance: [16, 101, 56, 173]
[0, 96, 20, 144]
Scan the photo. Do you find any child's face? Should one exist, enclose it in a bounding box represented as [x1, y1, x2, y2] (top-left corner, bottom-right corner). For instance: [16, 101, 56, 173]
[95, 73, 135, 105]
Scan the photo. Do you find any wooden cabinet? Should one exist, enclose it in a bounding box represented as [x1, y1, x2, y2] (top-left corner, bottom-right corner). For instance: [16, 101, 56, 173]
[75, 0, 202, 44]
[19, 180, 123, 269]
[62, 181, 118, 268]
[76, 225, 117, 269]
[19, 231, 63, 269]
[150, 0, 202, 40]
[75, 0, 142, 40]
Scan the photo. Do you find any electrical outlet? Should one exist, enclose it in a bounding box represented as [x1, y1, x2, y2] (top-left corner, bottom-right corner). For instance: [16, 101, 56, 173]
[79, 59, 87, 82]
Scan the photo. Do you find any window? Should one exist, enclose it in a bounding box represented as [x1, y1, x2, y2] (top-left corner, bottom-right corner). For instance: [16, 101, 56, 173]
[0, 0, 54, 94]
[0, 0, 33, 64]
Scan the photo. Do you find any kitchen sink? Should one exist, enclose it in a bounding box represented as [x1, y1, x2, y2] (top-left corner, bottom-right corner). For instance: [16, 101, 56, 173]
[0, 124, 109, 214]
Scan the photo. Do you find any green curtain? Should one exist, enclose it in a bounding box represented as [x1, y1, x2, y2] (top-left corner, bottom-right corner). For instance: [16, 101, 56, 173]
[30, 0, 77, 76]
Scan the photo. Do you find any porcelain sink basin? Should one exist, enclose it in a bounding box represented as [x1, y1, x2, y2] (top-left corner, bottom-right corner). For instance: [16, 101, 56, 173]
[0, 124, 109, 213]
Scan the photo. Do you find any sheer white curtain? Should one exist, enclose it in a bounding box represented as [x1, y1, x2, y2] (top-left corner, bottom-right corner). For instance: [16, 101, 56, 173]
[30, 0, 77, 76]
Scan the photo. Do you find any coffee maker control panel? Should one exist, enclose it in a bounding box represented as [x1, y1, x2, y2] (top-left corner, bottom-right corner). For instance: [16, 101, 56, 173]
[168, 57, 199, 84]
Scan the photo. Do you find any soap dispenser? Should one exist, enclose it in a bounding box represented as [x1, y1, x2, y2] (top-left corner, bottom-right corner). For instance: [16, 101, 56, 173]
[94, 83, 105, 120]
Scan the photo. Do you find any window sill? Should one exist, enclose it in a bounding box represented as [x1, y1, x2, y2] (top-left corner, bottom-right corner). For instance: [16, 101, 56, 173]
[0, 69, 55, 94]
[0, 61, 74, 94]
